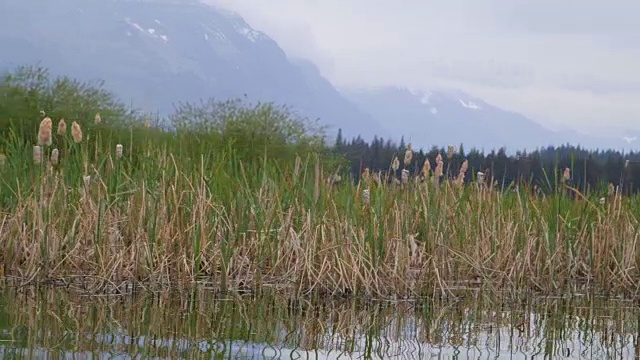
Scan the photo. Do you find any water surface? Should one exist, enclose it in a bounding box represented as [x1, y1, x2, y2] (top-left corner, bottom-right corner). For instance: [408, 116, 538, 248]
[0, 288, 637, 359]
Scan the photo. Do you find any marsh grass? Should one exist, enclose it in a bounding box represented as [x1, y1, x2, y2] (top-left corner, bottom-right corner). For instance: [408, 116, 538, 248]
[0, 288, 637, 358]
[0, 110, 638, 300]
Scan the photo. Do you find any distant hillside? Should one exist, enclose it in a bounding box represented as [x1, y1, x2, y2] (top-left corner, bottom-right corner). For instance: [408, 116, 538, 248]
[0, 0, 387, 141]
[342, 86, 634, 152]
[2, 0, 638, 152]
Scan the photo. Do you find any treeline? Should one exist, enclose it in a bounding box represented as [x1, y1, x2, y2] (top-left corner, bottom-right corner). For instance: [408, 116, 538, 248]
[333, 130, 640, 195]
[4, 65, 640, 195]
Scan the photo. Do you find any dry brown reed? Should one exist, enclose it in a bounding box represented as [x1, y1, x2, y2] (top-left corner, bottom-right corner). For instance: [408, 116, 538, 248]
[2, 155, 637, 300]
[1, 123, 639, 301]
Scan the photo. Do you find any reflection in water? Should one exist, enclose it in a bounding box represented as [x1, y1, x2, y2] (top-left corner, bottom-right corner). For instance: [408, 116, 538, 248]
[0, 288, 637, 359]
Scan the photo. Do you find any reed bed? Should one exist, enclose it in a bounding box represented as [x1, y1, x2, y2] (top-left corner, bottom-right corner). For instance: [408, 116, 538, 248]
[0, 115, 638, 300]
[0, 288, 637, 358]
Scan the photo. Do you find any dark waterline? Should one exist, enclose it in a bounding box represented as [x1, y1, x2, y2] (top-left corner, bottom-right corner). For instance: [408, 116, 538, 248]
[0, 288, 637, 359]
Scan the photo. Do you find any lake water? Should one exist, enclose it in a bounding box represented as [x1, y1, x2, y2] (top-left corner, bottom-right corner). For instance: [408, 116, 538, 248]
[0, 288, 637, 359]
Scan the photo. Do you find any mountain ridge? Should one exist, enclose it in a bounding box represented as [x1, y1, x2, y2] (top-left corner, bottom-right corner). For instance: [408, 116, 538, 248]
[0, 0, 637, 152]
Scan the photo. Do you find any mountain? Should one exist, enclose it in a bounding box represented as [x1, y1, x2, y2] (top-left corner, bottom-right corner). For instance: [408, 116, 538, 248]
[0, 0, 387, 141]
[1, 0, 637, 153]
[342, 86, 636, 153]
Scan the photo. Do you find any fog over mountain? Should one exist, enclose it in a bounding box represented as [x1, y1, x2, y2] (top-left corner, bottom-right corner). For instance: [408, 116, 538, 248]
[1, 0, 638, 152]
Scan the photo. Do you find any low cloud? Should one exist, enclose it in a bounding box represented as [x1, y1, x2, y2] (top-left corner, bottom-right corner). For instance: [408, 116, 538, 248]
[206, 0, 640, 134]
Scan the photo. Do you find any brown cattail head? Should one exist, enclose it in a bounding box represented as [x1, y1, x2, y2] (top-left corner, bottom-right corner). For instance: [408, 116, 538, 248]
[391, 156, 400, 171]
[361, 167, 370, 183]
[401, 169, 410, 184]
[434, 153, 444, 177]
[361, 188, 370, 205]
[421, 158, 431, 177]
[94, 112, 102, 124]
[50, 148, 59, 165]
[116, 144, 123, 160]
[38, 117, 53, 146]
[372, 171, 381, 186]
[404, 144, 413, 167]
[33, 145, 42, 164]
[460, 160, 468, 173]
[71, 121, 83, 143]
[476, 171, 485, 185]
[57, 118, 67, 136]
[83, 175, 92, 188]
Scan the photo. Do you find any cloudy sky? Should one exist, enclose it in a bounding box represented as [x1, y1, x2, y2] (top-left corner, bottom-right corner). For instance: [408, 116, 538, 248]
[208, 0, 640, 135]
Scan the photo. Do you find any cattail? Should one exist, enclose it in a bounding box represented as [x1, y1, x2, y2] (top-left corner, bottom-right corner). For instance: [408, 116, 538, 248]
[460, 160, 468, 173]
[328, 173, 342, 186]
[50, 148, 59, 165]
[401, 169, 410, 184]
[115, 144, 123, 160]
[84, 175, 92, 188]
[33, 145, 42, 164]
[562, 167, 570, 182]
[421, 158, 431, 177]
[608, 183, 615, 196]
[455, 171, 465, 185]
[71, 121, 83, 143]
[391, 156, 400, 172]
[447, 145, 454, 160]
[372, 171, 381, 186]
[94, 112, 102, 124]
[434, 153, 444, 177]
[362, 188, 370, 205]
[57, 118, 67, 135]
[404, 143, 413, 166]
[38, 117, 53, 146]
[477, 171, 485, 185]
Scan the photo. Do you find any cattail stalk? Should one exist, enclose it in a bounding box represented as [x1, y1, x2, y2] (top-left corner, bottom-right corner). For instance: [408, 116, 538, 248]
[33, 145, 42, 164]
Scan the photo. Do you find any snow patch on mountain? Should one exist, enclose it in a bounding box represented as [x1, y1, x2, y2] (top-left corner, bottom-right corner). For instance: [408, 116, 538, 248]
[459, 99, 481, 110]
[420, 92, 432, 105]
[125, 18, 169, 42]
[233, 23, 265, 43]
